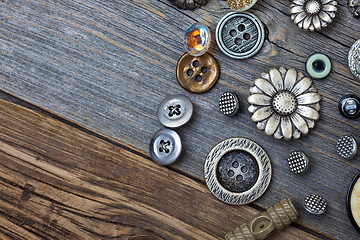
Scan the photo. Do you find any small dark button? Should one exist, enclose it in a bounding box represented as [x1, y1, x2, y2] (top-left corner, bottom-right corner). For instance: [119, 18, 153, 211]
[337, 135, 358, 159]
[303, 194, 327, 215]
[287, 151, 309, 174]
[305, 53, 331, 79]
[339, 94, 360, 118]
[219, 92, 240, 116]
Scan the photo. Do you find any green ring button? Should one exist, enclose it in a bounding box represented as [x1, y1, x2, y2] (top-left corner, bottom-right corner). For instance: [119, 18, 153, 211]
[306, 53, 331, 79]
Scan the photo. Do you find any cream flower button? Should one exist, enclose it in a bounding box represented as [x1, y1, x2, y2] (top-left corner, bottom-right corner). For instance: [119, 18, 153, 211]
[248, 67, 322, 140]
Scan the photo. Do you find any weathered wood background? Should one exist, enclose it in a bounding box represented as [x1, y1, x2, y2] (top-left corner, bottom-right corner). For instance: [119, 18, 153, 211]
[0, 0, 360, 239]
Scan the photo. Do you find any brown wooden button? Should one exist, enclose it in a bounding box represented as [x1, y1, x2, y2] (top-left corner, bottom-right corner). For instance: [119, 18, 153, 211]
[176, 52, 220, 93]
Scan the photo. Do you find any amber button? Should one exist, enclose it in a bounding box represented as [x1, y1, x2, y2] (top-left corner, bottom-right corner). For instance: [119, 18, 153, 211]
[176, 52, 220, 94]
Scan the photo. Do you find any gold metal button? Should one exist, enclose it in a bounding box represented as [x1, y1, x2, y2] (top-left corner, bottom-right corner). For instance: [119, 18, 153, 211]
[176, 52, 220, 94]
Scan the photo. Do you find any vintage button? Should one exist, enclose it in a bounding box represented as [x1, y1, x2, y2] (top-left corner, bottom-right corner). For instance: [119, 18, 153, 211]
[204, 138, 272, 205]
[184, 22, 211, 56]
[226, 0, 258, 12]
[303, 194, 327, 215]
[216, 12, 265, 59]
[287, 151, 309, 174]
[349, 39, 360, 81]
[157, 95, 193, 128]
[337, 135, 358, 159]
[176, 53, 220, 93]
[149, 129, 182, 165]
[338, 94, 360, 118]
[219, 92, 240, 116]
[305, 53, 331, 79]
[346, 172, 360, 232]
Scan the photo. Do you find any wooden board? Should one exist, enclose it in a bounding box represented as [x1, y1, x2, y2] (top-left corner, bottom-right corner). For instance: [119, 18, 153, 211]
[0, 99, 320, 239]
[0, 0, 359, 238]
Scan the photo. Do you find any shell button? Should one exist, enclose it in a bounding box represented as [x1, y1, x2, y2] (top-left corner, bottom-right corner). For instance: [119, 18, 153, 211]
[176, 53, 220, 93]
[149, 129, 182, 165]
[216, 12, 265, 59]
[157, 95, 193, 128]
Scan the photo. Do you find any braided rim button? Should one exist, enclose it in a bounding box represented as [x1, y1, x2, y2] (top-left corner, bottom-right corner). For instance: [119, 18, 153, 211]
[347, 172, 360, 233]
[338, 94, 360, 119]
[303, 194, 327, 215]
[216, 12, 265, 59]
[337, 135, 358, 159]
[157, 95, 193, 128]
[287, 151, 309, 174]
[219, 92, 240, 116]
[149, 129, 182, 166]
[305, 53, 331, 79]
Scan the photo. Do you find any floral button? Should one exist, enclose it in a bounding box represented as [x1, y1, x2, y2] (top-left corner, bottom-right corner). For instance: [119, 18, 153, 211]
[248, 67, 322, 140]
[176, 53, 219, 93]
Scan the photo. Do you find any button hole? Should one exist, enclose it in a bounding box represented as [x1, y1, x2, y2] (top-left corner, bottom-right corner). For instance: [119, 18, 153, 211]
[201, 67, 207, 73]
[187, 69, 194, 76]
[229, 29, 237, 37]
[244, 33, 250, 40]
[195, 75, 202, 82]
[193, 60, 199, 67]
[238, 24, 245, 31]
[235, 38, 242, 45]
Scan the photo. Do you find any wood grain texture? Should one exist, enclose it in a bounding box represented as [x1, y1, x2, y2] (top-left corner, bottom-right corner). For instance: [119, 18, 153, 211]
[0, 0, 360, 238]
[0, 99, 318, 239]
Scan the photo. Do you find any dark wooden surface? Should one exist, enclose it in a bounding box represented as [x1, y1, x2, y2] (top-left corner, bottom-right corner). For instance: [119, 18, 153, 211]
[0, 0, 360, 239]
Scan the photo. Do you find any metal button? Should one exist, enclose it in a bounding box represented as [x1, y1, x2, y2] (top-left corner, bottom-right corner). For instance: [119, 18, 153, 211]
[303, 194, 327, 215]
[287, 151, 309, 174]
[204, 138, 272, 205]
[149, 129, 182, 165]
[305, 53, 331, 79]
[339, 94, 360, 118]
[216, 12, 265, 59]
[176, 53, 220, 93]
[226, 0, 258, 12]
[346, 172, 360, 232]
[337, 135, 358, 159]
[157, 95, 193, 128]
[348, 39, 360, 81]
[219, 92, 240, 116]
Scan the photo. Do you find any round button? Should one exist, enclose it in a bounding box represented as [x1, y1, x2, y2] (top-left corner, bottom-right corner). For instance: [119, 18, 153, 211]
[176, 53, 220, 93]
[303, 194, 327, 215]
[204, 138, 272, 205]
[305, 53, 332, 79]
[348, 39, 360, 81]
[219, 92, 240, 116]
[339, 94, 360, 118]
[184, 22, 211, 56]
[346, 172, 360, 233]
[149, 129, 182, 165]
[226, 0, 258, 11]
[157, 95, 193, 128]
[216, 12, 265, 59]
[337, 135, 358, 159]
[287, 151, 309, 174]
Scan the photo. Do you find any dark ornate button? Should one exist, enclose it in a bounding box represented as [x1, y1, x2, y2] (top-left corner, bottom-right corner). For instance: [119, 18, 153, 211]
[149, 129, 182, 165]
[176, 53, 220, 93]
[305, 53, 331, 79]
[219, 92, 240, 116]
[337, 135, 358, 159]
[216, 12, 265, 59]
[339, 94, 360, 118]
[204, 138, 272, 205]
[287, 151, 309, 174]
[348, 39, 360, 81]
[346, 172, 360, 233]
[157, 95, 193, 128]
[303, 194, 327, 215]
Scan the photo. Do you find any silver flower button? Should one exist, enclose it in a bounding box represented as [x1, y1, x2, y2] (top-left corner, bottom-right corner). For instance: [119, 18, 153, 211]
[248, 67, 322, 140]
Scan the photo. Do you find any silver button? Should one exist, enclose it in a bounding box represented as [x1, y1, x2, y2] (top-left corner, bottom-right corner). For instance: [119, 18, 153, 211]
[219, 92, 240, 116]
[149, 129, 182, 165]
[216, 12, 265, 59]
[303, 194, 327, 215]
[287, 151, 309, 174]
[337, 135, 358, 159]
[348, 39, 360, 81]
[157, 95, 193, 128]
[338, 94, 360, 118]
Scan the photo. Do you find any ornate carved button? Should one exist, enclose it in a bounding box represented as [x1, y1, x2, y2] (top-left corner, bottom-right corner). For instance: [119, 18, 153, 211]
[219, 92, 240, 116]
[337, 135, 358, 159]
[177, 53, 220, 93]
[306, 53, 331, 79]
[287, 151, 309, 174]
[347, 172, 360, 232]
[157, 95, 193, 128]
[303, 194, 327, 215]
[290, 0, 337, 31]
[149, 129, 182, 165]
[226, 0, 258, 12]
[339, 94, 360, 119]
[216, 12, 265, 59]
[204, 138, 272, 205]
[349, 39, 360, 81]
[248, 67, 322, 140]
[348, 0, 360, 18]
[184, 22, 211, 56]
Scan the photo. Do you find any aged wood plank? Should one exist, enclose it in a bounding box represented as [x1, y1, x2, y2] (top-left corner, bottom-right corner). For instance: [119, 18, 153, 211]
[0, 0, 359, 239]
[0, 99, 319, 239]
